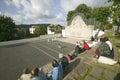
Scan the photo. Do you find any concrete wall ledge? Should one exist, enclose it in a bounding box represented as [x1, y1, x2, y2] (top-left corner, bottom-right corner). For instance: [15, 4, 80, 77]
[0, 34, 61, 46]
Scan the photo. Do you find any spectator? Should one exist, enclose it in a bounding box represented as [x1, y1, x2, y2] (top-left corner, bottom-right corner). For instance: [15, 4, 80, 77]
[18, 68, 31, 80]
[58, 53, 69, 75]
[104, 37, 114, 58]
[95, 37, 111, 58]
[48, 59, 63, 80]
[83, 41, 90, 50]
[31, 67, 47, 80]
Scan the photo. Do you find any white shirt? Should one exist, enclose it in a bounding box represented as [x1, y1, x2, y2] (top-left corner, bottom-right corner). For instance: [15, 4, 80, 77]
[106, 41, 112, 50]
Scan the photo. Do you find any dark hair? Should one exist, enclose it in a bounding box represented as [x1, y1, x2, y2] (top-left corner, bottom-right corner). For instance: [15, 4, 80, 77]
[31, 67, 39, 77]
[23, 68, 30, 74]
[100, 37, 105, 42]
[104, 37, 109, 41]
[83, 40, 86, 44]
[52, 59, 58, 67]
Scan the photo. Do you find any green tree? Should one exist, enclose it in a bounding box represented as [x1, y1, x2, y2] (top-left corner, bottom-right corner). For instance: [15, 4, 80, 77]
[93, 7, 110, 29]
[108, 0, 120, 35]
[0, 15, 16, 41]
[67, 4, 92, 25]
[16, 28, 30, 39]
[75, 4, 92, 19]
[67, 10, 76, 22]
[34, 26, 47, 36]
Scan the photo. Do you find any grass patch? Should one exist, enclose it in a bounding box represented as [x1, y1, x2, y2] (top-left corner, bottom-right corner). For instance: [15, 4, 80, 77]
[106, 32, 120, 39]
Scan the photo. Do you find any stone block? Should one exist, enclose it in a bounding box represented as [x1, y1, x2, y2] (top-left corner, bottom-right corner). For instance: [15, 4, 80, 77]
[90, 67, 102, 78]
[104, 70, 116, 80]
[85, 76, 96, 80]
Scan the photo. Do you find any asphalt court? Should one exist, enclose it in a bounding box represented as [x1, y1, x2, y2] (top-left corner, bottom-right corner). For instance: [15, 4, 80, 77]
[0, 39, 75, 80]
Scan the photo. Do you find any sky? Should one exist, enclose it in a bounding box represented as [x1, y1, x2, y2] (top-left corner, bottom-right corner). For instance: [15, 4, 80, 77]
[0, 0, 111, 26]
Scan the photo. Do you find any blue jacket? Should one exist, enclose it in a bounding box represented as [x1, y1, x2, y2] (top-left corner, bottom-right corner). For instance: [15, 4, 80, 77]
[58, 62, 63, 80]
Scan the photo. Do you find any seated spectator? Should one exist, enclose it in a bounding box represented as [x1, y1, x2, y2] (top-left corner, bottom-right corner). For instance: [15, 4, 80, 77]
[58, 53, 69, 74]
[95, 37, 111, 58]
[31, 67, 47, 80]
[92, 29, 100, 41]
[83, 41, 90, 50]
[104, 37, 112, 51]
[48, 59, 63, 80]
[104, 37, 114, 58]
[18, 68, 31, 80]
[72, 44, 84, 58]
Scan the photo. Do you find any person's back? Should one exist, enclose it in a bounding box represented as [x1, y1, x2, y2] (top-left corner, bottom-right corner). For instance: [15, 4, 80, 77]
[51, 66, 59, 80]
[98, 41, 111, 57]
[59, 56, 69, 69]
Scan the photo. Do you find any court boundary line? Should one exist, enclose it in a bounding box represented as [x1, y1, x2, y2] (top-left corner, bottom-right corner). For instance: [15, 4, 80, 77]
[30, 44, 57, 60]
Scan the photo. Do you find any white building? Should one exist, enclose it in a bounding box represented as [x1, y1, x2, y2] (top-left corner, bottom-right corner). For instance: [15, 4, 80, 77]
[47, 24, 62, 34]
[29, 26, 36, 34]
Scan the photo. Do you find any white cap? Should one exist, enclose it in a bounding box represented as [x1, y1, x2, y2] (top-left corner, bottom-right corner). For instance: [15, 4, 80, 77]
[59, 53, 63, 58]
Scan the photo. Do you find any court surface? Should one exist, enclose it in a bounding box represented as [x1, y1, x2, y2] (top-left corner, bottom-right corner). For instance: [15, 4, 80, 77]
[0, 38, 75, 80]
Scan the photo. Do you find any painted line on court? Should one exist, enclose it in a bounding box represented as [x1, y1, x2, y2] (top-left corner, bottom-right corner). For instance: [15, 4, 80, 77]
[37, 42, 75, 56]
[30, 44, 57, 60]
[36, 43, 61, 54]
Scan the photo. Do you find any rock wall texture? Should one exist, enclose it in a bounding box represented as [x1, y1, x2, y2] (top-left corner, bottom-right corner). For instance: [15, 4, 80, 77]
[65, 16, 94, 39]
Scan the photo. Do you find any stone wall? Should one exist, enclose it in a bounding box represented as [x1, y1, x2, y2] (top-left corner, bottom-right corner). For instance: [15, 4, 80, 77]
[64, 16, 94, 40]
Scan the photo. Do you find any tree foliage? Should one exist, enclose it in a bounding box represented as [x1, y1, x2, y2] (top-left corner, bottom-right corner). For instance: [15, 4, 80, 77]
[93, 7, 110, 28]
[75, 4, 92, 19]
[34, 26, 47, 36]
[0, 15, 17, 41]
[67, 4, 92, 25]
[67, 10, 76, 22]
[107, 0, 120, 35]
[16, 28, 30, 39]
